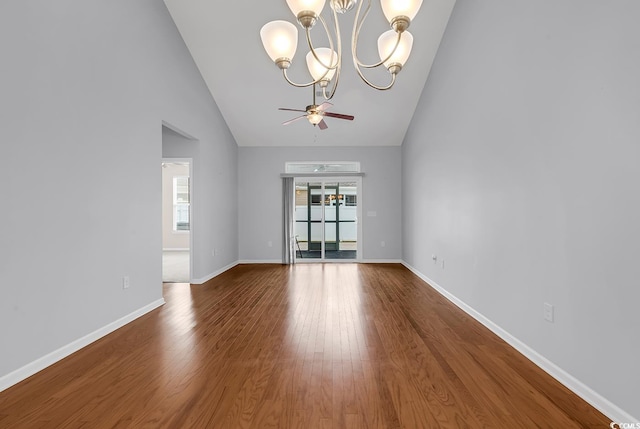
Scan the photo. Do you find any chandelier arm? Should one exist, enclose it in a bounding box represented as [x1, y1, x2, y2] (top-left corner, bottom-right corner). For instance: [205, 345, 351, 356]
[352, 0, 371, 49]
[323, 64, 340, 100]
[350, 0, 370, 65]
[279, 14, 342, 89]
[282, 69, 324, 88]
[356, 30, 403, 69]
[305, 15, 339, 73]
[322, 86, 330, 100]
[351, 0, 404, 69]
[321, 5, 343, 100]
[353, 65, 398, 91]
[352, 0, 390, 69]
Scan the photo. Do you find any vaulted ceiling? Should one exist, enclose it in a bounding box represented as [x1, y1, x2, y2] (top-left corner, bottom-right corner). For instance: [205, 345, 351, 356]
[163, 0, 456, 147]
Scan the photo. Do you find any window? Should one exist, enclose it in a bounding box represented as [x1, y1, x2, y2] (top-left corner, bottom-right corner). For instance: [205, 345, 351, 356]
[285, 161, 361, 174]
[173, 176, 190, 231]
[345, 194, 357, 206]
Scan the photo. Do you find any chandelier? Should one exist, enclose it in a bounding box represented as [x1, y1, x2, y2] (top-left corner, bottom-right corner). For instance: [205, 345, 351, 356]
[260, 0, 423, 100]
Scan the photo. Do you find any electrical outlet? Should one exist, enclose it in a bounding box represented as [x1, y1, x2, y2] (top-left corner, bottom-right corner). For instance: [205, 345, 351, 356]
[544, 303, 554, 323]
[122, 276, 130, 289]
[268, 241, 273, 247]
[432, 254, 437, 263]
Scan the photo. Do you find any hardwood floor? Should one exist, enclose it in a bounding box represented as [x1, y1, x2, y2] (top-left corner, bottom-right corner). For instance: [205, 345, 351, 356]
[0, 264, 609, 428]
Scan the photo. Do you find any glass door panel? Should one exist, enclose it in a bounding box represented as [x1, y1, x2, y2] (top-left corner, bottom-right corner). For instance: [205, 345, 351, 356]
[294, 181, 321, 259]
[324, 183, 338, 252]
[294, 182, 309, 258]
[309, 185, 323, 256]
[294, 179, 358, 261]
[338, 182, 357, 259]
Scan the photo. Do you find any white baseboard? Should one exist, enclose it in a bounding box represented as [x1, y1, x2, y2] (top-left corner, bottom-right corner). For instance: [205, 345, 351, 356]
[0, 298, 165, 394]
[401, 261, 637, 424]
[162, 248, 189, 251]
[235, 259, 404, 264]
[191, 261, 239, 284]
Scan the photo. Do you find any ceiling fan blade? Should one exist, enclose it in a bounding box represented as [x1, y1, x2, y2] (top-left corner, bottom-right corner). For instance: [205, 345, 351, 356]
[317, 102, 333, 111]
[282, 115, 307, 126]
[318, 119, 328, 130]
[279, 107, 307, 113]
[323, 112, 354, 121]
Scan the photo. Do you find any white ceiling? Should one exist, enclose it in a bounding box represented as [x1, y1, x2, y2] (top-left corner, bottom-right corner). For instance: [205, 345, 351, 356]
[163, 0, 456, 147]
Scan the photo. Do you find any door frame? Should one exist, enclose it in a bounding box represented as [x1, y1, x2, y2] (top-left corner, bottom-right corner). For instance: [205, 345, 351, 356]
[162, 157, 193, 282]
[294, 176, 362, 262]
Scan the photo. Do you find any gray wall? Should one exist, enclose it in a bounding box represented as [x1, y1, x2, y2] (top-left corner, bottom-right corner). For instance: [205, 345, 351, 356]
[0, 1, 237, 380]
[402, 0, 640, 419]
[239, 146, 402, 261]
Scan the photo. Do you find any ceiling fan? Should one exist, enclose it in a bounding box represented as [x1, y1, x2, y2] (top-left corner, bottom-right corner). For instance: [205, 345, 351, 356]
[279, 85, 354, 130]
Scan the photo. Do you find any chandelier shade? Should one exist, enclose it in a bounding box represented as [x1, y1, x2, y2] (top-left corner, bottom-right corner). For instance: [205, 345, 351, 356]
[260, 20, 299, 65]
[378, 30, 413, 70]
[306, 48, 338, 82]
[286, 0, 326, 18]
[380, 0, 423, 22]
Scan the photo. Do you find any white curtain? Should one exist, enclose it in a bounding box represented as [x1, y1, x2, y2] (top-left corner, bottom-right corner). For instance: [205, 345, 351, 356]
[282, 177, 296, 264]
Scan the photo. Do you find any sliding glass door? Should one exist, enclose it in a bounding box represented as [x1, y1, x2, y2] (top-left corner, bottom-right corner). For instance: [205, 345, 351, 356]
[294, 178, 360, 261]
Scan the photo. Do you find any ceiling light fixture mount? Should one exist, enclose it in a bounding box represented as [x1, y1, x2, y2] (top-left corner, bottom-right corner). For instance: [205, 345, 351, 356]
[331, 0, 357, 14]
[260, 0, 423, 100]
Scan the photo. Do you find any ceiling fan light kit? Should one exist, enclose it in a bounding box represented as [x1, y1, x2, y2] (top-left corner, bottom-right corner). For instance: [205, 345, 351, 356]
[279, 91, 355, 130]
[260, 0, 424, 99]
[307, 111, 324, 125]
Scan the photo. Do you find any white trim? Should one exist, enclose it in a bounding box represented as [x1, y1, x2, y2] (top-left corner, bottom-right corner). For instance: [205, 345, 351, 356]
[162, 248, 189, 251]
[281, 172, 364, 178]
[237, 259, 282, 265]
[0, 298, 165, 394]
[161, 120, 197, 140]
[284, 161, 361, 175]
[237, 259, 402, 264]
[191, 261, 240, 284]
[401, 261, 638, 424]
[356, 177, 363, 263]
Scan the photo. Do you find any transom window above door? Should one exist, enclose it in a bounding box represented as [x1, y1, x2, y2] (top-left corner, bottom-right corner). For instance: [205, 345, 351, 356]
[285, 162, 360, 174]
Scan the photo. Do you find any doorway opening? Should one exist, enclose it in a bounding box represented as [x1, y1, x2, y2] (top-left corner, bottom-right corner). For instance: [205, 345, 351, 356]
[294, 178, 361, 261]
[162, 160, 191, 282]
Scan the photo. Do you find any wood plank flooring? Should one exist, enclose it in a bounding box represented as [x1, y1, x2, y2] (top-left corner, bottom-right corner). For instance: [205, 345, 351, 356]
[0, 264, 610, 428]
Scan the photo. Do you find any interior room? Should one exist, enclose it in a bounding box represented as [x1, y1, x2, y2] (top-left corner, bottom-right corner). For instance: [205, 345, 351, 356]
[1, 0, 638, 426]
[161, 160, 191, 283]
